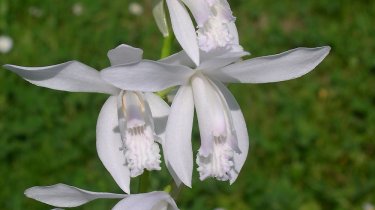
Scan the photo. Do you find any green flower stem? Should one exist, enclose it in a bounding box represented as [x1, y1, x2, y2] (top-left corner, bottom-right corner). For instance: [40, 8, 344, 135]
[170, 182, 183, 200]
[160, 33, 173, 59]
[136, 171, 150, 193]
[163, 182, 184, 200]
[156, 87, 174, 100]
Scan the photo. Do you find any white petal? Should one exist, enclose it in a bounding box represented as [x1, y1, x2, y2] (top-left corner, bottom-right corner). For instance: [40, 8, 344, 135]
[144, 93, 170, 138]
[166, 0, 200, 66]
[97, 96, 131, 194]
[164, 85, 194, 187]
[191, 74, 228, 156]
[181, 0, 210, 27]
[25, 184, 125, 208]
[112, 192, 179, 210]
[199, 50, 249, 72]
[3, 61, 118, 94]
[160, 51, 195, 68]
[107, 44, 143, 66]
[101, 60, 194, 92]
[228, 22, 239, 45]
[152, 0, 169, 37]
[212, 80, 249, 184]
[209, 46, 331, 83]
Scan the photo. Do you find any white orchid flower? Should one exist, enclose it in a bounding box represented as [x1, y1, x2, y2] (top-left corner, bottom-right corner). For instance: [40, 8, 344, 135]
[3, 44, 170, 194]
[25, 183, 179, 210]
[165, 0, 242, 65]
[100, 45, 331, 187]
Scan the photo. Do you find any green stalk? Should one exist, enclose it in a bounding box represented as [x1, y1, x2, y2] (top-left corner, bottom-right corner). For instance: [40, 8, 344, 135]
[160, 33, 172, 59]
[137, 171, 150, 193]
[170, 182, 183, 200]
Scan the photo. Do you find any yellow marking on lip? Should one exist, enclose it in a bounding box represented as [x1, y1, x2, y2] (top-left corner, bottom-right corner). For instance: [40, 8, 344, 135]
[121, 91, 146, 118]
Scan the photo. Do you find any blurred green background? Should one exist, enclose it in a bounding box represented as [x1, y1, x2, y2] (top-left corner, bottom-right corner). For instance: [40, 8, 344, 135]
[0, 0, 374, 209]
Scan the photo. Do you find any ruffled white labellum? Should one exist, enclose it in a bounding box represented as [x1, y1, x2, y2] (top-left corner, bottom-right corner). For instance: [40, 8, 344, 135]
[191, 73, 240, 181]
[196, 0, 236, 52]
[117, 91, 161, 177]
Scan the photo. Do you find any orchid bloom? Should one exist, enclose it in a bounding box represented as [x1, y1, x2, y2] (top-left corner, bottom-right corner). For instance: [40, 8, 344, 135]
[24, 183, 179, 210]
[165, 0, 242, 65]
[3, 44, 170, 194]
[101, 45, 331, 187]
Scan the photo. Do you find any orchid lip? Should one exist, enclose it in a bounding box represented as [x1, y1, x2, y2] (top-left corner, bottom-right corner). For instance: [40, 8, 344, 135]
[191, 73, 240, 181]
[117, 90, 162, 177]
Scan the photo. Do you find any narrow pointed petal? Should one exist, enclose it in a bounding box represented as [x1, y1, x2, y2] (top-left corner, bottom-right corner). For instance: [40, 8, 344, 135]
[209, 47, 331, 83]
[181, 0, 210, 27]
[107, 44, 143, 66]
[3, 61, 118, 94]
[212, 80, 249, 184]
[101, 60, 194, 92]
[166, 0, 199, 66]
[97, 96, 131, 194]
[25, 184, 125, 208]
[144, 93, 170, 138]
[152, 0, 169, 37]
[112, 192, 178, 210]
[164, 86, 194, 187]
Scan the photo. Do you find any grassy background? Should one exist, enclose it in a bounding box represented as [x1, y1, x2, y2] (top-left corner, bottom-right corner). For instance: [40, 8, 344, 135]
[0, 0, 374, 209]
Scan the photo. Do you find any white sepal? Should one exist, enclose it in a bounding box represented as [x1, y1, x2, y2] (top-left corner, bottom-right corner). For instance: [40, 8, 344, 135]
[112, 191, 179, 210]
[3, 61, 118, 95]
[96, 96, 131, 194]
[25, 184, 125, 208]
[164, 85, 194, 187]
[166, 0, 200, 66]
[209, 47, 331, 83]
[107, 44, 143, 66]
[101, 60, 195, 92]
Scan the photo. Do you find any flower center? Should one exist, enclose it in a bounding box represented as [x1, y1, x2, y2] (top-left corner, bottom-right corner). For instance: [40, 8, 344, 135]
[117, 91, 161, 177]
[197, 135, 235, 181]
[196, 0, 237, 52]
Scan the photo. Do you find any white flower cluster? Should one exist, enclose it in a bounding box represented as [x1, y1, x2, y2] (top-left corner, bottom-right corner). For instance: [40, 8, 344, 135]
[3, 0, 330, 209]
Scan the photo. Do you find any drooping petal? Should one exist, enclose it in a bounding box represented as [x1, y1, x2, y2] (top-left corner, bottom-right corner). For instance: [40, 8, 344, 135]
[208, 46, 331, 83]
[107, 44, 143, 66]
[24, 184, 125, 208]
[181, 0, 210, 27]
[3, 61, 118, 95]
[152, 0, 169, 37]
[191, 75, 218, 156]
[96, 96, 130, 194]
[212, 80, 249, 184]
[112, 192, 179, 210]
[166, 0, 200, 65]
[101, 60, 194, 92]
[144, 93, 170, 138]
[192, 74, 239, 181]
[164, 85, 194, 187]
